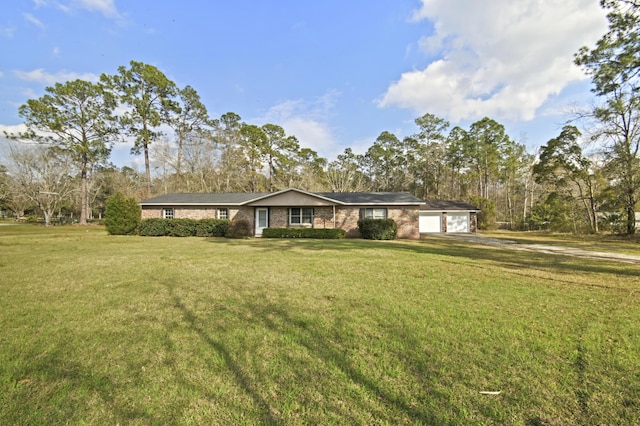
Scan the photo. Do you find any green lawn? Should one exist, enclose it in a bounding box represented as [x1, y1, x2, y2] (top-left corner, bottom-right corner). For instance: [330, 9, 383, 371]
[1, 225, 639, 425]
[481, 230, 640, 257]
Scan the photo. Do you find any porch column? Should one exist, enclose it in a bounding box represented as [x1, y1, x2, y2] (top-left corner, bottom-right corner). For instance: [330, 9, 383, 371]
[333, 205, 336, 229]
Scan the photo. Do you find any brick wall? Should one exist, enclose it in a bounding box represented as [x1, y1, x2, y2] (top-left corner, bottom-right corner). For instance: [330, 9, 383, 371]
[140, 205, 421, 238]
[389, 207, 420, 239]
[141, 206, 252, 223]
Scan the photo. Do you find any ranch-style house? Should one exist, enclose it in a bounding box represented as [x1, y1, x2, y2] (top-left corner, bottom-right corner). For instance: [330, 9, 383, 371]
[140, 188, 479, 238]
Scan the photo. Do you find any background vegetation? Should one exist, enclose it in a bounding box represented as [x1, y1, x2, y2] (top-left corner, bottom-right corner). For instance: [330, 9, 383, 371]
[1, 1, 639, 234]
[1, 224, 638, 425]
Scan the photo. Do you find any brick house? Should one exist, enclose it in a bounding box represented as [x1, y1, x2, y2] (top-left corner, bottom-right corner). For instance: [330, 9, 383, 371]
[140, 188, 424, 239]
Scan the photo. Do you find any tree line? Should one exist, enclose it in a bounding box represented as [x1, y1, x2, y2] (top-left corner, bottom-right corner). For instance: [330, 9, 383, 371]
[1, 0, 639, 233]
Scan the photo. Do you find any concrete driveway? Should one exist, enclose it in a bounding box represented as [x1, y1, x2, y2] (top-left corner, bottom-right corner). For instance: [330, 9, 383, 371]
[431, 233, 640, 265]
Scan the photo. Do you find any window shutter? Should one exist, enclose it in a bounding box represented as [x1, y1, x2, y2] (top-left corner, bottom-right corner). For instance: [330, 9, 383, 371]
[359, 208, 364, 219]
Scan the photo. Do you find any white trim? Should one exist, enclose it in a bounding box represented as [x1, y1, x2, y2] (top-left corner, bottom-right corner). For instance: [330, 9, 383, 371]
[243, 188, 345, 206]
[255, 207, 269, 236]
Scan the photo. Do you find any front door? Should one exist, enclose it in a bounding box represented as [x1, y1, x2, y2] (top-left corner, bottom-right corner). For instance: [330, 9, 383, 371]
[255, 208, 269, 236]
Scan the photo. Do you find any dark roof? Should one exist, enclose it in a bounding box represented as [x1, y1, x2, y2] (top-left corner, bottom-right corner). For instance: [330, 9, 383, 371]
[140, 192, 268, 205]
[315, 192, 423, 205]
[420, 200, 480, 211]
[140, 189, 424, 206]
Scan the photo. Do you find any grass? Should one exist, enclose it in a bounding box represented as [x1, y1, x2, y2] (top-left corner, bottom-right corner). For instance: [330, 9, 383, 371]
[481, 230, 640, 257]
[1, 225, 639, 425]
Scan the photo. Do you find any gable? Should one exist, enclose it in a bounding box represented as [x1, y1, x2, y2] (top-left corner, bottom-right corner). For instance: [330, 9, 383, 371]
[248, 191, 336, 207]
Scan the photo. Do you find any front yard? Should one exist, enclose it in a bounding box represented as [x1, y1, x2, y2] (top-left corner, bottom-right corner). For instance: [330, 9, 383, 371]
[1, 225, 638, 424]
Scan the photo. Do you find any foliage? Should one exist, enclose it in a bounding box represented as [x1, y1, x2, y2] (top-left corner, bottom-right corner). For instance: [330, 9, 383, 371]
[165, 218, 198, 237]
[3, 144, 76, 226]
[357, 218, 397, 240]
[194, 218, 231, 237]
[16, 79, 118, 225]
[138, 218, 166, 236]
[575, 0, 640, 234]
[529, 192, 574, 232]
[104, 193, 141, 235]
[262, 227, 346, 239]
[225, 218, 253, 238]
[101, 60, 179, 195]
[11, 59, 632, 235]
[533, 126, 601, 233]
[138, 218, 230, 237]
[469, 196, 496, 230]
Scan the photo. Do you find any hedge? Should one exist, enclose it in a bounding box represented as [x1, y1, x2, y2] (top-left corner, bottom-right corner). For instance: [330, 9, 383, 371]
[262, 227, 346, 239]
[226, 219, 253, 239]
[139, 218, 230, 237]
[357, 218, 397, 240]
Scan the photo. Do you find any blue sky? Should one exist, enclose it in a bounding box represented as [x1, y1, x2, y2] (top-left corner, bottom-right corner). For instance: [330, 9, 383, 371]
[1, 0, 608, 169]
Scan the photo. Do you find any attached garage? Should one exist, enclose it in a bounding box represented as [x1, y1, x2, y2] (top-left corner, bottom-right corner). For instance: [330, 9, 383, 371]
[419, 212, 442, 233]
[446, 213, 470, 233]
[419, 201, 480, 234]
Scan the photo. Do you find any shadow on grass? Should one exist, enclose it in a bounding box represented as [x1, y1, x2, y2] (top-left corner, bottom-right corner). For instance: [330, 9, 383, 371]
[208, 237, 640, 283]
[163, 281, 453, 424]
[163, 283, 281, 425]
[1, 340, 148, 424]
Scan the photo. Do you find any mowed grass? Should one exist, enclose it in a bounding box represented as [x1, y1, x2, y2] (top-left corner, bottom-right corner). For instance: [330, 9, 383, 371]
[1, 225, 639, 425]
[482, 230, 640, 257]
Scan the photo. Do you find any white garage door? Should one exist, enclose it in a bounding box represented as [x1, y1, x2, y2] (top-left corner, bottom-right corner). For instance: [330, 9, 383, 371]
[419, 212, 441, 233]
[446, 213, 469, 233]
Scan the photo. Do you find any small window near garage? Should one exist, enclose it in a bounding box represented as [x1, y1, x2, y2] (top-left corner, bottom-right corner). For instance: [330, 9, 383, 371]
[289, 207, 314, 225]
[361, 208, 387, 219]
[217, 208, 228, 219]
[162, 208, 174, 219]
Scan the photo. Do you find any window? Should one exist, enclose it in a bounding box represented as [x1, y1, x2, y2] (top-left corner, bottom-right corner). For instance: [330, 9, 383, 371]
[217, 208, 228, 219]
[289, 208, 314, 225]
[361, 208, 387, 219]
[162, 208, 174, 219]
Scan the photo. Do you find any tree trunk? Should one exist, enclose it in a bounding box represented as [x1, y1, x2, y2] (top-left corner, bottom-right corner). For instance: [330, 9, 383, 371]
[144, 142, 151, 197]
[80, 155, 88, 225]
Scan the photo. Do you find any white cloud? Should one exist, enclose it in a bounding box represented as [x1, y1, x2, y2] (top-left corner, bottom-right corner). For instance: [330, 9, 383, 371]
[379, 0, 609, 122]
[1, 26, 16, 38]
[0, 123, 29, 136]
[70, 0, 121, 19]
[258, 91, 343, 160]
[13, 68, 99, 85]
[34, 0, 121, 19]
[23, 13, 46, 30]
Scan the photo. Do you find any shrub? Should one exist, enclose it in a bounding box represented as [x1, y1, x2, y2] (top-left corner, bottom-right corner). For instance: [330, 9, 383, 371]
[138, 218, 168, 236]
[105, 193, 141, 235]
[139, 218, 232, 237]
[470, 196, 496, 230]
[226, 219, 253, 238]
[262, 228, 346, 239]
[357, 218, 397, 240]
[166, 218, 198, 237]
[195, 219, 231, 237]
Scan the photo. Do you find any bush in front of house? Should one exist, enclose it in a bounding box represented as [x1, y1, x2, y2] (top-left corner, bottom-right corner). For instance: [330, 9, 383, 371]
[139, 218, 231, 237]
[357, 218, 397, 240]
[225, 219, 253, 238]
[105, 193, 141, 235]
[138, 218, 168, 236]
[262, 228, 346, 239]
[195, 219, 231, 237]
[166, 219, 198, 237]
